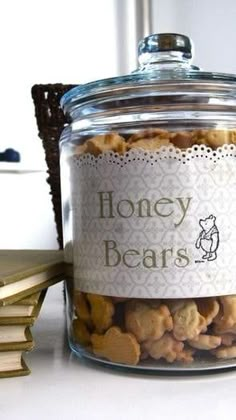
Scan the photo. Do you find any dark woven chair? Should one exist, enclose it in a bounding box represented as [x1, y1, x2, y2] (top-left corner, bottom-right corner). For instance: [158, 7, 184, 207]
[31, 84, 76, 249]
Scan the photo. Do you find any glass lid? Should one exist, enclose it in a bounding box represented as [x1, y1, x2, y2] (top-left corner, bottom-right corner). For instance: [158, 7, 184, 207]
[61, 33, 236, 115]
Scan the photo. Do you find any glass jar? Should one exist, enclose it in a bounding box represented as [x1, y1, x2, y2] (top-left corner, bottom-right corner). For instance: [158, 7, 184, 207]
[60, 33, 236, 372]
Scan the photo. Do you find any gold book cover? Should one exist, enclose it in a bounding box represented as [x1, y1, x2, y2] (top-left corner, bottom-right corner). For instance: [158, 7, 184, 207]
[0, 327, 34, 351]
[0, 250, 65, 305]
[0, 290, 47, 325]
[0, 352, 30, 378]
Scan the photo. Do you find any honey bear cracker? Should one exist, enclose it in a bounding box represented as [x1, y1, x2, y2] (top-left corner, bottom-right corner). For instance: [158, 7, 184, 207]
[196, 298, 220, 325]
[188, 334, 221, 350]
[125, 300, 173, 343]
[176, 348, 195, 363]
[218, 296, 236, 328]
[164, 299, 188, 315]
[143, 333, 184, 363]
[173, 300, 206, 341]
[87, 294, 115, 333]
[127, 138, 172, 151]
[211, 345, 236, 360]
[91, 326, 140, 365]
[86, 132, 127, 156]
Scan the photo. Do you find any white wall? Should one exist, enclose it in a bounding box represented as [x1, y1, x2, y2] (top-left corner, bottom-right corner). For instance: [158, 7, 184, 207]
[0, 0, 122, 249]
[0, 0, 119, 166]
[0, 171, 59, 249]
[152, 0, 236, 73]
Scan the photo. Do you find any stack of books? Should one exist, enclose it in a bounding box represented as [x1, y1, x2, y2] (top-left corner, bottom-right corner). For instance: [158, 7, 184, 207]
[0, 250, 64, 378]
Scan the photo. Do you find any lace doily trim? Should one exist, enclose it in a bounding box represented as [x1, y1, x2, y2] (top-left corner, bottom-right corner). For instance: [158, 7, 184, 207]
[72, 144, 236, 168]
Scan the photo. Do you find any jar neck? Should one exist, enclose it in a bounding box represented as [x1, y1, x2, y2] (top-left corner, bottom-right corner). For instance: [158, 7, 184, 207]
[137, 51, 199, 72]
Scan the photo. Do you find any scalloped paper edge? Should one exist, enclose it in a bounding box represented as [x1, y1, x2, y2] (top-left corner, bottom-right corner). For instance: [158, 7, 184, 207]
[72, 144, 236, 168]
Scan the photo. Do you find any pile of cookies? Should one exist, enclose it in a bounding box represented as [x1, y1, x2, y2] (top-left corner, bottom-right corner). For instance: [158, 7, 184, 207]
[75, 128, 236, 156]
[72, 293, 236, 365]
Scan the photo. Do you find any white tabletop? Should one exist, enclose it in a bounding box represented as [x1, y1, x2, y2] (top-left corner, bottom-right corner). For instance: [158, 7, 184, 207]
[0, 283, 235, 420]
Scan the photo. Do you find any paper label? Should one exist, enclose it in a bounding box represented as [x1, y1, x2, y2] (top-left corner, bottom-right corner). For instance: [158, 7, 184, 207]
[70, 145, 236, 298]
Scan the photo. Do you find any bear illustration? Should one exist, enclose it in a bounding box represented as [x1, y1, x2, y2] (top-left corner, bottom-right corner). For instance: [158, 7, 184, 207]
[195, 215, 219, 261]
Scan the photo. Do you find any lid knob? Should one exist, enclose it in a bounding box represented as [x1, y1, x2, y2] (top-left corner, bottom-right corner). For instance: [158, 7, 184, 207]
[138, 33, 194, 68]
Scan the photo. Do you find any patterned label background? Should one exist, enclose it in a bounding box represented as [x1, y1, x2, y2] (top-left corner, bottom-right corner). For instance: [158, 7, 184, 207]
[70, 145, 236, 298]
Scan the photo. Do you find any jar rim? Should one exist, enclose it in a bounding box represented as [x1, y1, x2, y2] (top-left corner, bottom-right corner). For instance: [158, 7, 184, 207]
[61, 70, 236, 116]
